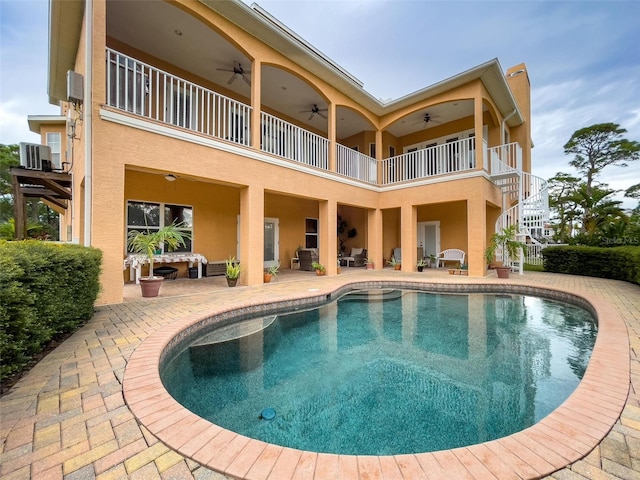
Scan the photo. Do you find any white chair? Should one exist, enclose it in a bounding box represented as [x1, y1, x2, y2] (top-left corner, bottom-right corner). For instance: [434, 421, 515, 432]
[437, 249, 466, 268]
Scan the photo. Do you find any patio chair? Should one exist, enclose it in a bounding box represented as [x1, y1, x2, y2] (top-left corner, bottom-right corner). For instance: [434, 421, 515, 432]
[344, 247, 367, 267]
[298, 249, 319, 271]
[437, 248, 466, 268]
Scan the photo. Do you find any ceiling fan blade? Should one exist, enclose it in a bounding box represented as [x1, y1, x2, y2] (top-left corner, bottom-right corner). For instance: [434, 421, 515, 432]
[217, 68, 233, 73]
[317, 112, 327, 120]
[242, 75, 251, 86]
[308, 113, 315, 121]
[227, 74, 236, 85]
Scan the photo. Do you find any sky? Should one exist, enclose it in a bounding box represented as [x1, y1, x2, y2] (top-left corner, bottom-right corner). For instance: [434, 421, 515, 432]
[1, 0, 639, 208]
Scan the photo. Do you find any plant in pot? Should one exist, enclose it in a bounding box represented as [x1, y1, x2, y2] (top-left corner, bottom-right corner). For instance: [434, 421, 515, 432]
[389, 256, 401, 270]
[264, 262, 279, 283]
[225, 256, 241, 287]
[484, 224, 525, 279]
[417, 258, 427, 272]
[428, 254, 437, 268]
[365, 258, 374, 270]
[311, 261, 325, 276]
[126, 222, 191, 297]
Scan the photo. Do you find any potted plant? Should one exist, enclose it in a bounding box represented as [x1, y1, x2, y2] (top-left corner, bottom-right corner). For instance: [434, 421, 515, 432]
[365, 258, 374, 270]
[225, 256, 241, 286]
[428, 254, 437, 268]
[311, 261, 325, 276]
[417, 258, 427, 272]
[126, 222, 191, 297]
[264, 262, 279, 283]
[484, 224, 526, 279]
[389, 256, 401, 270]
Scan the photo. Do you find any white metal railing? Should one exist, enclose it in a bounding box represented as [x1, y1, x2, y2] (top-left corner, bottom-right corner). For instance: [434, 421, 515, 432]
[260, 112, 329, 170]
[380, 138, 476, 185]
[488, 142, 522, 173]
[493, 161, 550, 272]
[106, 48, 252, 147]
[335, 144, 377, 184]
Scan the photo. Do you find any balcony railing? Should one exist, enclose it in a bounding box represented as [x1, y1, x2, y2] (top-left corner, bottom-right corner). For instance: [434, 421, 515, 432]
[106, 48, 252, 147]
[336, 144, 377, 184]
[105, 50, 522, 189]
[380, 138, 476, 185]
[260, 112, 329, 170]
[488, 142, 522, 174]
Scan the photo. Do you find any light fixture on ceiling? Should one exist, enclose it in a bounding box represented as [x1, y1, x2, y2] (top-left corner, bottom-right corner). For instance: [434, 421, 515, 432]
[165, 174, 177, 182]
[174, 29, 183, 36]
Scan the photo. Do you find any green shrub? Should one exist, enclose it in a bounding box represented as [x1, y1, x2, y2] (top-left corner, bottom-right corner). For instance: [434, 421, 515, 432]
[542, 245, 640, 285]
[0, 241, 102, 380]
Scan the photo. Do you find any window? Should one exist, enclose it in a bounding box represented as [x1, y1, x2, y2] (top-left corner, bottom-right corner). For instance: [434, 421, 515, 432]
[126, 201, 193, 253]
[369, 143, 376, 158]
[305, 218, 318, 249]
[389, 146, 395, 158]
[46, 132, 61, 169]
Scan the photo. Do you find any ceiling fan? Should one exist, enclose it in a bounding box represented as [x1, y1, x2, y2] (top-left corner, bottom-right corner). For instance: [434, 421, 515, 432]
[217, 63, 251, 86]
[420, 112, 442, 127]
[299, 104, 327, 121]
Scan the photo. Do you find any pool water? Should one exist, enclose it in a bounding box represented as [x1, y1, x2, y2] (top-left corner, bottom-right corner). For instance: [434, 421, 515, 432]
[162, 290, 597, 455]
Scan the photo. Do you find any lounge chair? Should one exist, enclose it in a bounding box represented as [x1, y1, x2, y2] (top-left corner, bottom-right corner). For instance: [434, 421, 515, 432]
[343, 247, 367, 267]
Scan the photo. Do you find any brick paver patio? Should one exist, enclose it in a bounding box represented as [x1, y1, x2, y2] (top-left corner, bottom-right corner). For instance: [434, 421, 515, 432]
[1, 269, 638, 479]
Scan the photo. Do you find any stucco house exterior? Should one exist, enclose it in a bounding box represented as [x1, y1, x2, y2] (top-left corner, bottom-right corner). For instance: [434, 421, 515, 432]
[28, 0, 548, 305]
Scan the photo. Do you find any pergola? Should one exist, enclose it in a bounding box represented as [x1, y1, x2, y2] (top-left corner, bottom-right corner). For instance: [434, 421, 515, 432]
[10, 167, 72, 239]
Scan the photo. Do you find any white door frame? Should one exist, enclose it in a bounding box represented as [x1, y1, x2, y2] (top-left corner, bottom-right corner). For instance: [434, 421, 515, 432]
[264, 217, 279, 268]
[417, 221, 440, 260]
[236, 216, 280, 268]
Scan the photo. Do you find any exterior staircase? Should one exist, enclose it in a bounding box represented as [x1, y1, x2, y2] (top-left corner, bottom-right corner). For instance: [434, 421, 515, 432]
[488, 143, 550, 273]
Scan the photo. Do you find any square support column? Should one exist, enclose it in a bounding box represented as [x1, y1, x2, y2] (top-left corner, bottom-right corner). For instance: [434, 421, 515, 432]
[319, 199, 338, 275]
[367, 208, 383, 269]
[400, 204, 417, 272]
[250, 60, 261, 151]
[467, 198, 487, 277]
[474, 95, 485, 171]
[240, 184, 264, 285]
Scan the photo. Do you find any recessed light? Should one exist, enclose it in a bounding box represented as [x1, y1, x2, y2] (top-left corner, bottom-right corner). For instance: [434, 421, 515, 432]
[174, 29, 183, 36]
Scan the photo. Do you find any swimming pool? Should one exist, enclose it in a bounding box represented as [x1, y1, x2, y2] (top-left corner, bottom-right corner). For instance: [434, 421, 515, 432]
[161, 288, 597, 455]
[123, 278, 629, 480]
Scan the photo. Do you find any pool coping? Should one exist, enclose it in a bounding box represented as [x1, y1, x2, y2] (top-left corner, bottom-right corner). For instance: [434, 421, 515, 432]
[123, 279, 630, 480]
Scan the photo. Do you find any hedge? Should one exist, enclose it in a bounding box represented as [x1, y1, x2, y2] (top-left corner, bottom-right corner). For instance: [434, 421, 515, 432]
[0, 241, 102, 380]
[541, 245, 640, 285]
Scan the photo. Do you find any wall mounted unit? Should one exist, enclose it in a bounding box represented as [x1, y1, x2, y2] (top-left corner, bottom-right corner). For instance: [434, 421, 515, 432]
[19, 142, 52, 171]
[67, 70, 84, 105]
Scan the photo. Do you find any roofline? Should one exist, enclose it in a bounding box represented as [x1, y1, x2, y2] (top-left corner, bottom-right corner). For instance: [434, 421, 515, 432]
[28, 115, 67, 134]
[48, 0, 524, 125]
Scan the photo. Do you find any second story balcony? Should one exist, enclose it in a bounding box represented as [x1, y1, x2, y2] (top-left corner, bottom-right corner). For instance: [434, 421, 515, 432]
[105, 49, 521, 189]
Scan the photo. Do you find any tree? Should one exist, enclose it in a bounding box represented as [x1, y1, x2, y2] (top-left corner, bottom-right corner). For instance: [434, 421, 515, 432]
[558, 124, 640, 240]
[0, 144, 20, 224]
[564, 123, 640, 197]
[548, 172, 581, 242]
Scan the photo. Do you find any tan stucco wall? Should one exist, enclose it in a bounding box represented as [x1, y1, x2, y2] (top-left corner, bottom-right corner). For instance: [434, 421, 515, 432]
[70, 0, 530, 304]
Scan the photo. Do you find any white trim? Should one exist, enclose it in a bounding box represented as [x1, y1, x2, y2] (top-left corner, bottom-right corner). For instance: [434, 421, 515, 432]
[100, 108, 378, 191]
[84, 0, 92, 245]
[101, 108, 492, 193]
[403, 128, 475, 153]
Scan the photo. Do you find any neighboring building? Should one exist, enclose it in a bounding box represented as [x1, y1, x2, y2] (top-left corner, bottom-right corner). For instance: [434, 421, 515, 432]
[37, 0, 547, 304]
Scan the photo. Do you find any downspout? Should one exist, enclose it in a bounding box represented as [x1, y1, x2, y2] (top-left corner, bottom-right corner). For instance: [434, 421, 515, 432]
[501, 109, 517, 145]
[83, 0, 92, 245]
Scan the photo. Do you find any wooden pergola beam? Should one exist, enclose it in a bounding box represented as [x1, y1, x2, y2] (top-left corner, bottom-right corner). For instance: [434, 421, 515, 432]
[11, 172, 26, 240]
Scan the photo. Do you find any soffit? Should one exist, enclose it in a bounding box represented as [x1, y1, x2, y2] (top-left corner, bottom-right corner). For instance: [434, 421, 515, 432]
[48, 0, 84, 105]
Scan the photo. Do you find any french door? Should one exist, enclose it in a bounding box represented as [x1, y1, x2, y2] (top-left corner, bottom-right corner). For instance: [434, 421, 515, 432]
[417, 221, 440, 260]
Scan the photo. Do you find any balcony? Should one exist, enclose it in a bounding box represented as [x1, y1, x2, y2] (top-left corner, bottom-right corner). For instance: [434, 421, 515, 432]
[104, 49, 504, 188]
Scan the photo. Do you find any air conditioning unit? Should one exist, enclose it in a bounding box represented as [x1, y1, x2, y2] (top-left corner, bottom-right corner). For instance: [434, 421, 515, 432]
[19, 143, 52, 171]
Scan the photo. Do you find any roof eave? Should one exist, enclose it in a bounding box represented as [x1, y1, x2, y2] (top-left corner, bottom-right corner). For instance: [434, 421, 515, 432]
[48, 0, 84, 105]
[28, 115, 67, 134]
